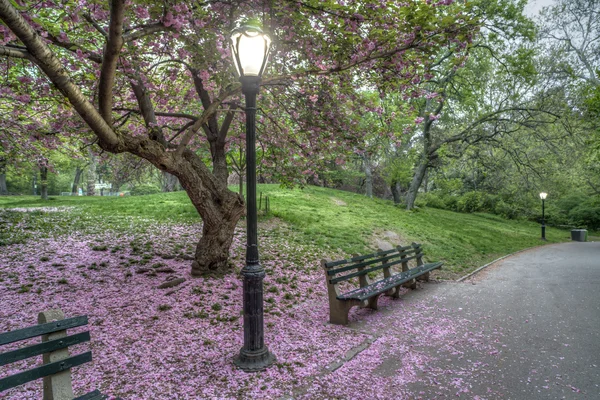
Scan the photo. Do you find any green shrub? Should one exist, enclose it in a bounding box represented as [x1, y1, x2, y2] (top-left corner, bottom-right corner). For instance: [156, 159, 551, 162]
[480, 193, 500, 212]
[569, 201, 600, 230]
[130, 184, 161, 196]
[457, 192, 483, 213]
[444, 195, 460, 211]
[555, 194, 588, 213]
[494, 200, 519, 219]
[417, 193, 446, 209]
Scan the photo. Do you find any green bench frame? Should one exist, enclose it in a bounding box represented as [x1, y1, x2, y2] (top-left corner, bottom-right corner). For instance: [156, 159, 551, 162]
[0, 309, 117, 400]
[322, 242, 443, 325]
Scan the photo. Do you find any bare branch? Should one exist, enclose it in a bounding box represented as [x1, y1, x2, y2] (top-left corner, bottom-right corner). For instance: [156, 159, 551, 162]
[114, 108, 199, 121]
[44, 34, 103, 63]
[123, 23, 171, 42]
[0, 44, 31, 59]
[83, 13, 108, 38]
[175, 86, 238, 154]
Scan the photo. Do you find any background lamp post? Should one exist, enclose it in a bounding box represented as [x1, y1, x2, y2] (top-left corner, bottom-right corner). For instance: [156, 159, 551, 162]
[540, 192, 547, 240]
[230, 24, 275, 371]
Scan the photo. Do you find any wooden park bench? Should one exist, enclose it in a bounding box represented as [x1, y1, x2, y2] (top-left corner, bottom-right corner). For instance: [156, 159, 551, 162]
[322, 242, 443, 325]
[0, 309, 118, 400]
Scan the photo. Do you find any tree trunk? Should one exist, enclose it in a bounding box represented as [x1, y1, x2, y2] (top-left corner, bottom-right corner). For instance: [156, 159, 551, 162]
[363, 154, 373, 198]
[161, 171, 179, 192]
[32, 168, 37, 195]
[164, 150, 245, 276]
[71, 166, 83, 195]
[239, 172, 244, 198]
[405, 97, 443, 210]
[40, 166, 48, 200]
[0, 172, 6, 195]
[405, 160, 428, 210]
[0, 157, 7, 195]
[86, 149, 97, 196]
[391, 180, 401, 205]
[193, 208, 241, 276]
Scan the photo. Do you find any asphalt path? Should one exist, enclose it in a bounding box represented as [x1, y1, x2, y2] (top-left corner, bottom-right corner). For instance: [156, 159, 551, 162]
[340, 242, 600, 400]
[359, 241, 600, 399]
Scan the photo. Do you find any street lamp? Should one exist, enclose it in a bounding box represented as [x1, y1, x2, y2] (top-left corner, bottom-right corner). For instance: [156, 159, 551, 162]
[539, 192, 547, 240]
[230, 24, 275, 372]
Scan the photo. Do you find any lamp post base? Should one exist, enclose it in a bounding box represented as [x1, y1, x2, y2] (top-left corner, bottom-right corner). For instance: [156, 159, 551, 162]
[541, 225, 546, 241]
[233, 346, 275, 372]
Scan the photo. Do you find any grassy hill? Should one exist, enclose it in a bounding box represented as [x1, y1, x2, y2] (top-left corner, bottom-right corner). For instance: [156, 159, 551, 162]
[0, 184, 573, 279]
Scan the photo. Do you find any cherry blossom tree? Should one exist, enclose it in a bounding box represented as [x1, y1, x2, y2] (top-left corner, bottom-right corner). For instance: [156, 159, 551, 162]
[0, 0, 479, 275]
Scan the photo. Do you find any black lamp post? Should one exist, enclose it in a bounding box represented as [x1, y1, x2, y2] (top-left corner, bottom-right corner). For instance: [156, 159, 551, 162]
[230, 24, 275, 372]
[540, 192, 547, 240]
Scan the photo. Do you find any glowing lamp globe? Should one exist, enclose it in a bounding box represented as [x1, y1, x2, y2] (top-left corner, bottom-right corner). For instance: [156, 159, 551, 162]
[230, 25, 271, 78]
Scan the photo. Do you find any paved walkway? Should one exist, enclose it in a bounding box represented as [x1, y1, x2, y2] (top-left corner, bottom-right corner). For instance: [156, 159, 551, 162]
[353, 241, 600, 399]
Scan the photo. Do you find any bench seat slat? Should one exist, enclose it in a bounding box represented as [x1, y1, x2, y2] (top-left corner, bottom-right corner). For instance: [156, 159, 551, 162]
[329, 253, 424, 284]
[337, 262, 443, 301]
[0, 351, 92, 391]
[0, 316, 88, 346]
[0, 331, 91, 367]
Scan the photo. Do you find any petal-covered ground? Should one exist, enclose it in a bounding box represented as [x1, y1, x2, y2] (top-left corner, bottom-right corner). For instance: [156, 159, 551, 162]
[0, 207, 504, 399]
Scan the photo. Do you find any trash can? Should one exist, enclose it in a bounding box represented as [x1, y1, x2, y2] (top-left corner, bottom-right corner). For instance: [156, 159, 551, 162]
[571, 229, 588, 242]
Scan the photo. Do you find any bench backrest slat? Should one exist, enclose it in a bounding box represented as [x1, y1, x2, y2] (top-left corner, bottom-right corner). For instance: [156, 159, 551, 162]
[0, 331, 91, 367]
[326, 248, 422, 279]
[327, 252, 404, 275]
[330, 256, 416, 284]
[0, 316, 88, 346]
[0, 351, 92, 391]
[324, 247, 399, 268]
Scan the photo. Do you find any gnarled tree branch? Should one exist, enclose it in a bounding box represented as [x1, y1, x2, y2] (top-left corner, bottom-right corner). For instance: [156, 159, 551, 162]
[98, 0, 126, 123]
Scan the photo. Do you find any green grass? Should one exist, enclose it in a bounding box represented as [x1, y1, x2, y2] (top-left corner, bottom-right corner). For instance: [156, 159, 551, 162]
[0, 192, 199, 222]
[0, 185, 584, 279]
[258, 185, 576, 278]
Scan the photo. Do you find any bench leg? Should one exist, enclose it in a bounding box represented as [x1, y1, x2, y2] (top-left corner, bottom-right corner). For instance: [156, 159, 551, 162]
[366, 294, 379, 310]
[329, 300, 356, 325]
[39, 310, 74, 400]
[416, 272, 430, 282]
[389, 285, 402, 298]
[403, 278, 417, 289]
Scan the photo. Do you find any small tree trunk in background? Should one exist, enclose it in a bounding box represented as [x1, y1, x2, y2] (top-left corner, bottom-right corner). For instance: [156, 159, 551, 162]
[391, 180, 401, 205]
[237, 149, 245, 198]
[406, 161, 428, 210]
[40, 166, 48, 200]
[0, 157, 7, 195]
[32, 168, 38, 195]
[162, 171, 179, 192]
[363, 154, 373, 198]
[0, 173, 6, 195]
[71, 166, 83, 195]
[86, 149, 97, 196]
